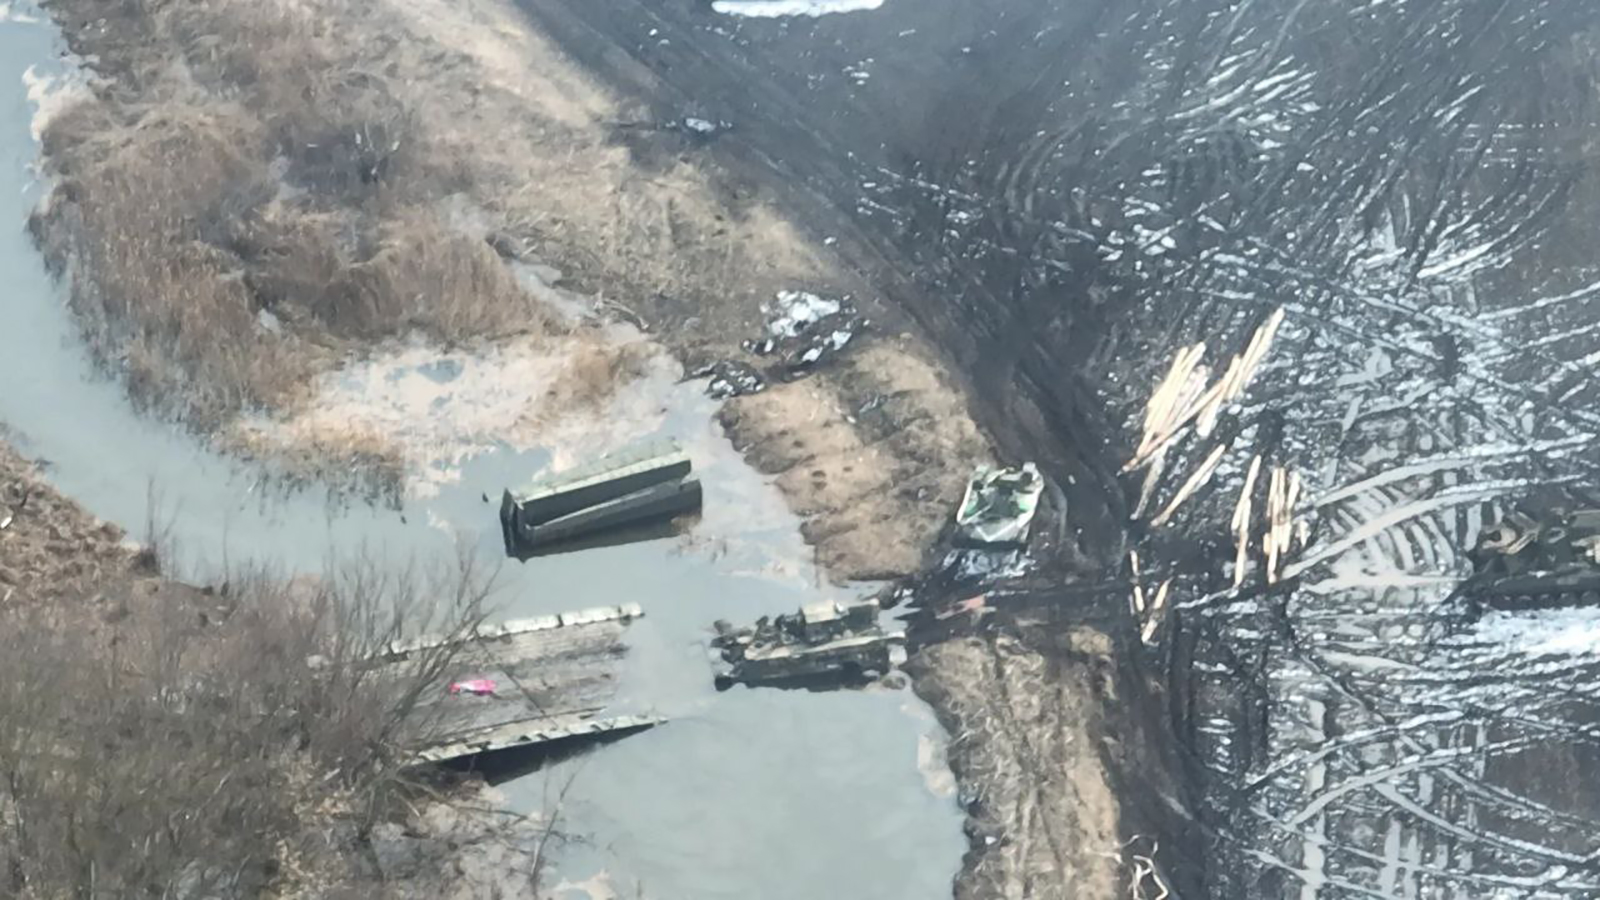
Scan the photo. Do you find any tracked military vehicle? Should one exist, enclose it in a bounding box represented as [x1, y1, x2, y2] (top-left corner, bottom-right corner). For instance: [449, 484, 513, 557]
[1461, 506, 1600, 611]
[709, 600, 904, 689]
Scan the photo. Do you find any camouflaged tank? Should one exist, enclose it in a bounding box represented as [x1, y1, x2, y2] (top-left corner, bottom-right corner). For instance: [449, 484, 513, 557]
[1462, 507, 1600, 610]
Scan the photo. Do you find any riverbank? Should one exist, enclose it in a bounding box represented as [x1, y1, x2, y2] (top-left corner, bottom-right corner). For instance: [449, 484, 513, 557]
[0, 438, 557, 899]
[31, 0, 982, 579]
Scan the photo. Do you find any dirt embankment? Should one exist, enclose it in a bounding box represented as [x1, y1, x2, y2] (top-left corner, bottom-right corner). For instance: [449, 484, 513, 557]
[30, 0, 979, 580]
[0, 438, 133, 601]
[910, 632, 1124, 899]
[906, 608, 1196, 900]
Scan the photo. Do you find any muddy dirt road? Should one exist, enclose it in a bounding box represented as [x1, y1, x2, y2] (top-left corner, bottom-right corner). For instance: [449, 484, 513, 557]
[516, 1, 1600, 897]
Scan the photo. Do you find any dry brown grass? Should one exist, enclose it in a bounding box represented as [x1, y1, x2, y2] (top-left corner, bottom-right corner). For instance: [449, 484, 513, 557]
[540, 337, 657, 415]
[223, 420, 408, 507]
[31, 0, 558, 433]
[908, 633, 1124, 900]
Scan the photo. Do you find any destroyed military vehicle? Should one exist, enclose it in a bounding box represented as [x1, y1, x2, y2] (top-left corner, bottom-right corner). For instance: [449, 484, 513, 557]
[500, 439, 702, 556]
[710, 600, 904, 689]
[954, 462, 1044, 547]
[1460, 505, 1600, 611]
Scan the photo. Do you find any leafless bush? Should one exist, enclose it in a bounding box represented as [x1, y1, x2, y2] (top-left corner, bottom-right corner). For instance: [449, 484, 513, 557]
[0, 549, 501, 899]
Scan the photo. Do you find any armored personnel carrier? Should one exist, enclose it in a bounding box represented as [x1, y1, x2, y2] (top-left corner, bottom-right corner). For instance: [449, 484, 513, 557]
[709, 600, 904, 689]
[1461, 506, 1600, 611]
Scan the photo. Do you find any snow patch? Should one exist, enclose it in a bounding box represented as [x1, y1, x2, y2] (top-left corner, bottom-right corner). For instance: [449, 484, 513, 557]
[763, 290, 842, 337]
[22, 61, 89, 144]
[712, 0, 884, 17]
[0, 1, 42, 23]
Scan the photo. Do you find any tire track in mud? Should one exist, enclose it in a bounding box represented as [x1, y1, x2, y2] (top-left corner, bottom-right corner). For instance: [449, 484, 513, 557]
[514, 0, 1600, 896]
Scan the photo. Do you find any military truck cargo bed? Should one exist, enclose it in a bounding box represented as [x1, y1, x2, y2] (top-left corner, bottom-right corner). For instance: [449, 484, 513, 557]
[500, 440, 702, 554]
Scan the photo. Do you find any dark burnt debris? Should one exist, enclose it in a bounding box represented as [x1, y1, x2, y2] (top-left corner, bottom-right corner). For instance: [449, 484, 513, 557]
[689, 291, 869, 399]
[1459, 503, 1600, 612]
[879, 462, 1079, 646]
[709, 599, 905, 690]
[690, 359, 767, 400]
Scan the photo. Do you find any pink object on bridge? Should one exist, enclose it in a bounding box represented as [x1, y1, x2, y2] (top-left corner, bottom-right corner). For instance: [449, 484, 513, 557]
[447, 678, 498, 696]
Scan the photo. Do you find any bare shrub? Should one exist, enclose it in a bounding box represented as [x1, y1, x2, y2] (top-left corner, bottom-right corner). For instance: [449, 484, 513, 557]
[0, 550, 500, 899]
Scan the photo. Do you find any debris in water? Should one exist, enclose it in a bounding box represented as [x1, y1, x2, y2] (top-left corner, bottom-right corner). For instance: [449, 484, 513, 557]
[499, 439, 702, 556]
[709, 599, 903, 689]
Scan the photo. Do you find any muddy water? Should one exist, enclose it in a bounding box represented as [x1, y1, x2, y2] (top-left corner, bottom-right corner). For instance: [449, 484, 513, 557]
[0, 10, 963, 899]
[520, 0, 1600, 897]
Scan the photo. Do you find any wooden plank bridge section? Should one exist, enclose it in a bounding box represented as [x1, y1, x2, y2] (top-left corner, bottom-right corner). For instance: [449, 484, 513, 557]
[376, 603, 662, 765]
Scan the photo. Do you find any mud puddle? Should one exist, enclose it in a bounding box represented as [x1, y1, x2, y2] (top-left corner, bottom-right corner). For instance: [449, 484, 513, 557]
[0, 10, 963, 899]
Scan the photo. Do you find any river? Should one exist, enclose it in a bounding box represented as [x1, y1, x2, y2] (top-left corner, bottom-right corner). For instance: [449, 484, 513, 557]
[0, 5, 965, 899]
